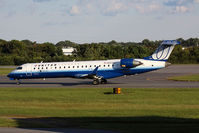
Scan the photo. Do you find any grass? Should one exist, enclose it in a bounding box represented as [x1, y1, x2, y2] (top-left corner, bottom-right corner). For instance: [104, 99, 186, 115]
[169, 74, 199, 82]
[0, 68, 14, 76]
[0, 87, 199, 132]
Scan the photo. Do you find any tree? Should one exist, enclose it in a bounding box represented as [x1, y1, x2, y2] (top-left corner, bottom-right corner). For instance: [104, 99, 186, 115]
[21, 40, 34, 46]
[0, 38, 199, 65]
[56, 40, 76, 48]
[0, 56, 14, 65]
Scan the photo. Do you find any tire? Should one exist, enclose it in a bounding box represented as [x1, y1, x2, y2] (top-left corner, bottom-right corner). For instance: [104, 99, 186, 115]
[92, 79, 99, 85]
[16, 79, 21, 85]
[101, 79, 107, 84]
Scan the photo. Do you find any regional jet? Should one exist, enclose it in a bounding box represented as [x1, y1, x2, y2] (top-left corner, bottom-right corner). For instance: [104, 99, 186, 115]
[7, 40, 179, 85]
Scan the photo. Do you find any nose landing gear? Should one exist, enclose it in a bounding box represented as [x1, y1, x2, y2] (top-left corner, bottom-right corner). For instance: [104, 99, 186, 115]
[16, 79, 21, 85]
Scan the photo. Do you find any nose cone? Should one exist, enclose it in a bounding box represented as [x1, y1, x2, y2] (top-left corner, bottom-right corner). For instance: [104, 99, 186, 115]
[7, 73, 15, 80]
[7, 73, 11, 78]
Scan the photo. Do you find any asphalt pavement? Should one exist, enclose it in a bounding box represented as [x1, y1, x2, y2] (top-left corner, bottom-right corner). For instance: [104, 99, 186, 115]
[0, 65, 199, 88]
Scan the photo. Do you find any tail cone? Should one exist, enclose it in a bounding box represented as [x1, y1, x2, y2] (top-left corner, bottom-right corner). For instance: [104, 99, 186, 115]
[165, 62, 171, 67]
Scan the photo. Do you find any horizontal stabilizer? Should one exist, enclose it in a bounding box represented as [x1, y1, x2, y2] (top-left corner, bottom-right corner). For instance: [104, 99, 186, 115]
[161, 40, 180, 45]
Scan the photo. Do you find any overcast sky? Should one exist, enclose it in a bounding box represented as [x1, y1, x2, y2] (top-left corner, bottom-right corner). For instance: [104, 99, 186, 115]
[0, 0, 199, 43]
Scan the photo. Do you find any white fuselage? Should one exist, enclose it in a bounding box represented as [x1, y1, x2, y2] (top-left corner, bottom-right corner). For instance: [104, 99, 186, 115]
[8, 59, 166, 80]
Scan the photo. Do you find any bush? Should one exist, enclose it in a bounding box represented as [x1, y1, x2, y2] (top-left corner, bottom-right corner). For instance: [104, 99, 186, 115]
[0, 56, 14, 65]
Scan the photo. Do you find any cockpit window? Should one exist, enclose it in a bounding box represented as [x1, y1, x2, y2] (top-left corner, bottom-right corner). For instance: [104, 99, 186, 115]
[16, 67, 22, 70]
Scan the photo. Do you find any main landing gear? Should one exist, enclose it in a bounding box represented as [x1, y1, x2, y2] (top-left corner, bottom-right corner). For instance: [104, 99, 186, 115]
[92, 78, 107, 85]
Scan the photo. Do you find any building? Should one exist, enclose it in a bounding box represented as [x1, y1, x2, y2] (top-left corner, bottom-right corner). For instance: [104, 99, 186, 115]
[62, 47, 76, 56]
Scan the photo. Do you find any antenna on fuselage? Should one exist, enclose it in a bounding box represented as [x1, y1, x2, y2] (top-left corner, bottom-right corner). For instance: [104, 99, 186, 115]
[73, 59, 76, 62]
[40, 61, 43, 63]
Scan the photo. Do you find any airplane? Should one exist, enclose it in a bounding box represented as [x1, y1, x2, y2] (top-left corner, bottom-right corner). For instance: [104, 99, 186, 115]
[7, 40, 180, 85]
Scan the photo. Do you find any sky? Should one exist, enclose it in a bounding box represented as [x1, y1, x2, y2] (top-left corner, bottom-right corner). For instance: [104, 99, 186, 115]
[0, 0, 199, 44]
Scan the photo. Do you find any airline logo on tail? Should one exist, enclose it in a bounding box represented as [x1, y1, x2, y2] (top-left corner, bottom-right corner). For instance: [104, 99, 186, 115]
[144, 40, 180, 61]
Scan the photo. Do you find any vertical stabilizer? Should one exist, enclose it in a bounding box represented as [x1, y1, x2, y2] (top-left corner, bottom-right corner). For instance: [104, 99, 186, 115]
[144, 40, 180, 61]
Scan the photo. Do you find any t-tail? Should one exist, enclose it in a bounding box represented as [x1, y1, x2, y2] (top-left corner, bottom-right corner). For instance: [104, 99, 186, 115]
[144, 40, 180, 61]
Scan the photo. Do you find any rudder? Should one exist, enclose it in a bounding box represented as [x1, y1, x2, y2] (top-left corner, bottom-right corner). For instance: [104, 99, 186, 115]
[144, 40, 180, 61]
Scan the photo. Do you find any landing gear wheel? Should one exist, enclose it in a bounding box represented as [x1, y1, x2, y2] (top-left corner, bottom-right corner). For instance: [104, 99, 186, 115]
[92, 79, 100, 85]
[16, 79, 21, 85]
[101, 79, 107, 84]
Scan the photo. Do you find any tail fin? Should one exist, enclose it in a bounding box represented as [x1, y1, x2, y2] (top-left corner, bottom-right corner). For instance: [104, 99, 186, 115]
[144, 40, 180, 61]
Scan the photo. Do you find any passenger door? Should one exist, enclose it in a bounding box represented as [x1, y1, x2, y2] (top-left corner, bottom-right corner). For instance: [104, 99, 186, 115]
[26, 64, 32, 76]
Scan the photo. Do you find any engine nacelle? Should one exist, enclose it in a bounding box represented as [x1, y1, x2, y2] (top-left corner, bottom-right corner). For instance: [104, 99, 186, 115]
[120, 58, 142, 68]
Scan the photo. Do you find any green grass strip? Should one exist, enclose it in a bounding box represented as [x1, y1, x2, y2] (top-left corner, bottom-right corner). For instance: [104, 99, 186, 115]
[0, 68, 14, 76]
[0, 87, 199, 133]
[168, 74, 199, 81]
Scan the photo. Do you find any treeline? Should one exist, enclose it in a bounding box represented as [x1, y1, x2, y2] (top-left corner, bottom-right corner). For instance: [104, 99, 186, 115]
[0, 38, 199, 65]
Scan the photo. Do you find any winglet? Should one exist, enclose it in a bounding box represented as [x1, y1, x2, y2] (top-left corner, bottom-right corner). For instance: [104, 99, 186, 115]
[75, 66, 99, 79]
[91, 66, 99, 75]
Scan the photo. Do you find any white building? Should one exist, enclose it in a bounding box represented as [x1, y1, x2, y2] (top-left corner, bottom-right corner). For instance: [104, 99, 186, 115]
[62, 47, 76, 56]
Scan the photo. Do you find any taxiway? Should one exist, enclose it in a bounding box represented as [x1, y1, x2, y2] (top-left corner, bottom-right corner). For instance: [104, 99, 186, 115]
[0, 65, 199, 88]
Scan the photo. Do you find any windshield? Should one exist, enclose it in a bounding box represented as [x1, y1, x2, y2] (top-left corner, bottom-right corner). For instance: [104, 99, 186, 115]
[16, 67, 23, 70]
